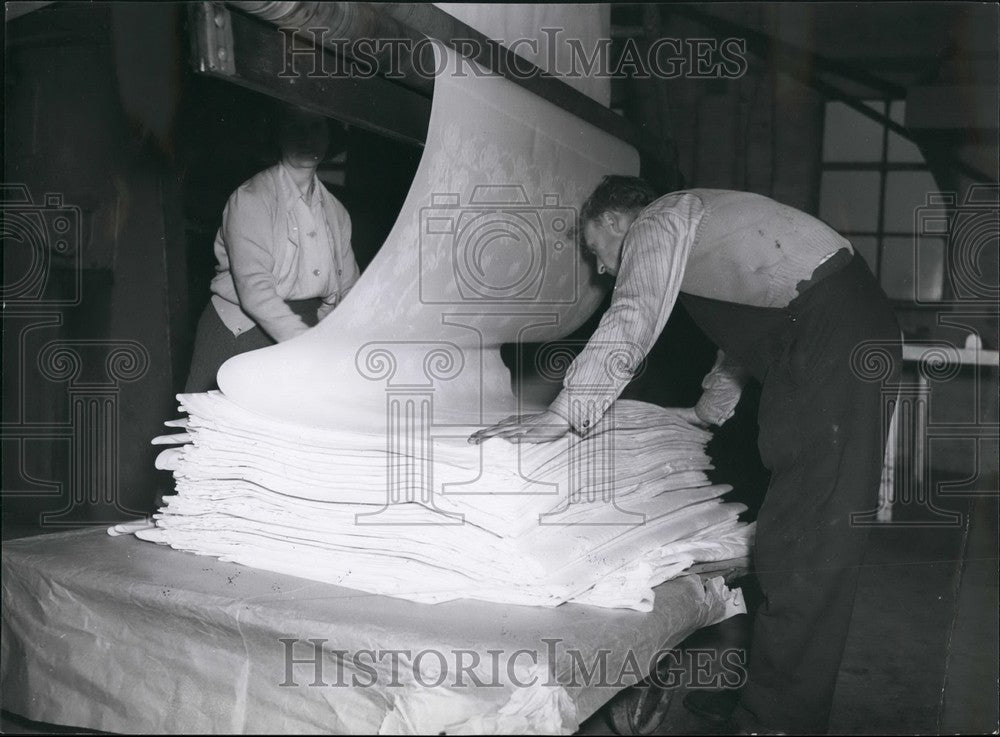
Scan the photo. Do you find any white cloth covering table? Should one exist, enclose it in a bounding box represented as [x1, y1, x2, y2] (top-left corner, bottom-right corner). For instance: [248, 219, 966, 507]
[2, 527, 745, 734]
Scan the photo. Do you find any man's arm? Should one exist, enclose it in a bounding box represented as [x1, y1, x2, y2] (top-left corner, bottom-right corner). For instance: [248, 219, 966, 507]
[470, 193, 705, 445]
[225, 189, 310, 342]
[694, 350, 748, 426]
[552, 193, 705, 434]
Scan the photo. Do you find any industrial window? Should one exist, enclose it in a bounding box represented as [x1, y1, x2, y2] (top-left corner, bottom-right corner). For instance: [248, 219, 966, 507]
[819, 100, 947, 303]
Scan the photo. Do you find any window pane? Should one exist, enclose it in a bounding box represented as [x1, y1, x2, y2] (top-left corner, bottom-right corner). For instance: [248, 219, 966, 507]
[822, 101, 885, 162]
[887, 101, 925, 163]
[820, 171, 881, 232]
[884, 171, 941, 233]
[849, 235, 880, 272]
[881, 235, 946, 301]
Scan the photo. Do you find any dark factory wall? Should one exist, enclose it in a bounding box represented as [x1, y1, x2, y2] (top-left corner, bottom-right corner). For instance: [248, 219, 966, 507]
[4, 4, 185, 528]
[3, 3, 425, 533]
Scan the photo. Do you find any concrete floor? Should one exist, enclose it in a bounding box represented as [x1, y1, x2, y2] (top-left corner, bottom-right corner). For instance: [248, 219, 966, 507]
[2, 491, 997, 735]
[577, 492, 1000, 735]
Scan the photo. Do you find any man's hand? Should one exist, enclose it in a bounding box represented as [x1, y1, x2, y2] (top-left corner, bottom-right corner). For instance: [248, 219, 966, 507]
[468, 410, 571, 445]
[675, 406, 712, 429]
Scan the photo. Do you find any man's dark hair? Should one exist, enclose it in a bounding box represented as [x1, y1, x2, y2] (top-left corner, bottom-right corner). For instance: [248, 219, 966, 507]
[580, 175, 658, 222]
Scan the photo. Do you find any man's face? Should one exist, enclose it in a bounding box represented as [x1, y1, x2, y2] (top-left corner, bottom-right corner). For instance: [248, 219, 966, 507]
[581, 211, 635, 277]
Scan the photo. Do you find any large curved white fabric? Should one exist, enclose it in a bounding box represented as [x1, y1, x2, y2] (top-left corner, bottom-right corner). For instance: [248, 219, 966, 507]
[436, 3, 613, 106]
[127, 46, 752, 615]
[217, 46, 636, 432]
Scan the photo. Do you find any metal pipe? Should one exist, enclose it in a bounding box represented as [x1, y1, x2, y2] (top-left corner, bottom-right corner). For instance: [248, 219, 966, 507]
[231, 0, 641, 150]
[230, 1, 434, 95]
[378, 2, 638, 147]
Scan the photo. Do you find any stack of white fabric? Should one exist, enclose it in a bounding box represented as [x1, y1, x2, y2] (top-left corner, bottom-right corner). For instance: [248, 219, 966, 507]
[134, 391, 751, 611]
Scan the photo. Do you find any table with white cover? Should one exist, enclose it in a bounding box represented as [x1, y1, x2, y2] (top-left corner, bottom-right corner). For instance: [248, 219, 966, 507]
[1, 527, 746, 734]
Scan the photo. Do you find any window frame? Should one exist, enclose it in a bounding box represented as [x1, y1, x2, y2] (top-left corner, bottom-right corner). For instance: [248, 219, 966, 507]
[820, 98, 944, 307]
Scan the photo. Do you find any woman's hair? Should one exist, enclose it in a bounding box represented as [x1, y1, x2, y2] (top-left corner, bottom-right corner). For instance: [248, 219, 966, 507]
[270, 102, 349, 160]
[580, 175, 658, 222]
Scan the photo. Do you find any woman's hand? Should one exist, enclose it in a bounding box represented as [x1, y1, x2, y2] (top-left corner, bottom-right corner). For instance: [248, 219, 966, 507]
[468, 410, 572, 445]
